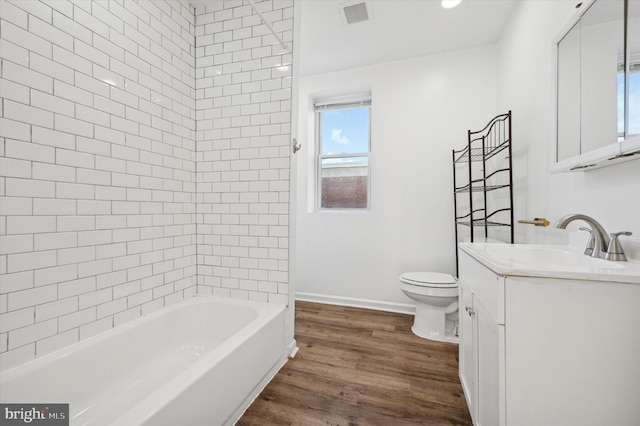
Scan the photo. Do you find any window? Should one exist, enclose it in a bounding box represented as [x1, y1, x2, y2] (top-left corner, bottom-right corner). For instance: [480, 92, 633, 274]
[315, 96, 371, 210]
[618, 61, 640, 140]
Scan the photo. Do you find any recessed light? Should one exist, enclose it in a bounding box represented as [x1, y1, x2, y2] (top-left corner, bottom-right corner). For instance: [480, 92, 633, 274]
[442, 0, 462, 9]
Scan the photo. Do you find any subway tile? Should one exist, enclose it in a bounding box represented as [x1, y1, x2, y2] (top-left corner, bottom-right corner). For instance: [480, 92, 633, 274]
[58, 307, 96, 332]
[95, 126, 126, 145]
[40, 0, 73, 19]
[0, 158, 31, 179]
[91, 3, 124, 33]
[0, 271, 33, 295]
[96, 298, 126, 319]
[94, 95, 126, 117]
[0, 197, 32, 216]
[1, 1, 29, 29]
[0, 235, 33, 256]
[2, 20, 52, 58]
[92, 33, 125, 63]
[8, 319, 57, 350]
[0, 78, 30, 105]
[0, 118, 30, 142]
[32, 163, 76, 183]
[77, 200, 111, 215]
[52, 45, 93, 76]
[58, 276, 96, 299]
[96, 269, 127, 289]
[34, 232, 77, 251]
[78, 317, 112, 340]
[75, 72, 110, 98]
[56, 182, 95, 200]
[78, 259, 112, 279]
[31, 126, 76, 151]
[31, 90, 75, 117]
[0, 307, 35, 334]
[113, 280, 140, 299]
[36, 329, 79, 356]
[55, 115, 94, 138]
[7, 250, 57, 273]
[57, 215, 95, 232]
[56, 149, 95, 169]
[2, 61, 53, 94]
[73, 5, 109, 39]
[35, 297, 78, 323]
[95, 215, 126, 230]
[28, 16, 73, 51]
[5, 179, 55, 199]
[34, 264, 78, 287]
[78, 287, 111, 309]
[95, 186, 126, 201]
[113, 306, 141, 327]
[33, 199, 77, 216]
[76, 105, 110, 127]
[77, 230, 112, 247]
[8, 284, 57, 311]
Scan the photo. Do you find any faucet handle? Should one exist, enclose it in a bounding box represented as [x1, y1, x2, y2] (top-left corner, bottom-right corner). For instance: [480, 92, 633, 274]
[611, 231, 632, 238]
[579, 227, 595, 256]
[605, 231, 632, 261]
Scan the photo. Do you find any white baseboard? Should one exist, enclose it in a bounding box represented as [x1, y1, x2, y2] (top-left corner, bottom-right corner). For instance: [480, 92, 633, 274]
[295, 292, 416, 315]
[286, 338, 299, 358]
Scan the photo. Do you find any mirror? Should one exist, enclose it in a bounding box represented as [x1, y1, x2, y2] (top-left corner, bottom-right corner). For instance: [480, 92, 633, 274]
[555, 0, 640, 170]
[629, 0, 640, 136]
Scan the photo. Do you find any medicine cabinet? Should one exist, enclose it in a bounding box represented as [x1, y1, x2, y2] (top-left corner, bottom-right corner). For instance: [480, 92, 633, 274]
[553, 0, 640, 172]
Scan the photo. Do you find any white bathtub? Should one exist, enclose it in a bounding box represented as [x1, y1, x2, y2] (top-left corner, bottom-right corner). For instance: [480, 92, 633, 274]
[0, 296, 287, 426]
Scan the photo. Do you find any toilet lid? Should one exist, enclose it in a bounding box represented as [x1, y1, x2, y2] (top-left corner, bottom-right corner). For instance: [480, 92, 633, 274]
[400, 272, 457, 288]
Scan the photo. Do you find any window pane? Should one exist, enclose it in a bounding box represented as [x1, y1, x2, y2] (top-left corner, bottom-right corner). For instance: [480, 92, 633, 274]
[618, 72, 625, 135]
[629, 71, 640, 135]
[320, 107, 370, 155]
[320, 156, 368, 209]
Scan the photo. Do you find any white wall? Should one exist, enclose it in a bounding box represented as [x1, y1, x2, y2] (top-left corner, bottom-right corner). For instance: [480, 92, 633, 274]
[295, 46, 499, 311]
[498, 0, 640, 254]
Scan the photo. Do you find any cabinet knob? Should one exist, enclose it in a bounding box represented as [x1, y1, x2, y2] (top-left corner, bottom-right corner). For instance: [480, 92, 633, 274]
[465, 306, 475, 316]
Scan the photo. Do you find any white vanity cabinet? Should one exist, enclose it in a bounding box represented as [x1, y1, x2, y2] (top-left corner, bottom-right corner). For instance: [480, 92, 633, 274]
[458, 247, 640, 426]
[458, 250, 505, 426]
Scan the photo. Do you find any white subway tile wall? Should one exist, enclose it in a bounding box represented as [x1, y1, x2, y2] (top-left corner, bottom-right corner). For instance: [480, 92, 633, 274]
[0, 0, 202, 370]
[194, 1, 292, 304]
[0, 0, 293, 371]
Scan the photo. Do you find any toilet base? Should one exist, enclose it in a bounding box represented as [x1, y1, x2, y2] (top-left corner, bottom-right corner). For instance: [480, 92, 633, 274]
[411, 304, 459, 343]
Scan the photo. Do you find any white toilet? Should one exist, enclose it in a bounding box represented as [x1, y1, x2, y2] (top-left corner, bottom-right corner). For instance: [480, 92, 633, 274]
[399, 272, 459, 343]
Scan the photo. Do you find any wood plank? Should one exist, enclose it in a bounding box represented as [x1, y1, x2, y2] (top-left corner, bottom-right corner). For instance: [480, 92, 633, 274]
[237, 301, 472, 425]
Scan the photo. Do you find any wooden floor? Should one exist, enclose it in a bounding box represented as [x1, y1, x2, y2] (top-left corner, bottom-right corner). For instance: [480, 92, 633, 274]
[237, 301, 472, 426]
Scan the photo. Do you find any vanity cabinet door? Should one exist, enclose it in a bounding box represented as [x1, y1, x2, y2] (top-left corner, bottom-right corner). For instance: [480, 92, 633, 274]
[475, 295, 502, 426]
[458, 279, 475, 422]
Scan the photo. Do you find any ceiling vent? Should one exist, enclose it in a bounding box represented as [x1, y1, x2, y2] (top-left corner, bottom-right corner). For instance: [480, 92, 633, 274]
[340, 1, 372, 25]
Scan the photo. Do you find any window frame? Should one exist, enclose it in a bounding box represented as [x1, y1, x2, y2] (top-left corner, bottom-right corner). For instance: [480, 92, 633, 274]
[314, 95, 372, 211]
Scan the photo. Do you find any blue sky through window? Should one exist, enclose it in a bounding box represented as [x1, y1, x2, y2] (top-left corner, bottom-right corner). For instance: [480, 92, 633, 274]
[618, 71, 640, 136]
[320, 107, 370, 155]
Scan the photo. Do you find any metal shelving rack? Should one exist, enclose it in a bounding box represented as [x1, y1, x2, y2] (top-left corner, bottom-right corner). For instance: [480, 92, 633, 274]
[453, 111, 514, 275]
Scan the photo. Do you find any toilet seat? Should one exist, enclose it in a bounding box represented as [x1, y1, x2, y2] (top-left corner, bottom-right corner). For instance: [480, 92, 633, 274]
[400, 272, 457, 288]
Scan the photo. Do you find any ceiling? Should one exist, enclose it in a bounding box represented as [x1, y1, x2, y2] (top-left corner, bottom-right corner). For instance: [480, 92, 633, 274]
[190, 0, 518, 77]
[298, 0, 517, 76]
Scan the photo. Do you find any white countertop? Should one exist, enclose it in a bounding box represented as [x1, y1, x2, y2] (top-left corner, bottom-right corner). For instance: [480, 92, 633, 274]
[459, 243, 640, 284]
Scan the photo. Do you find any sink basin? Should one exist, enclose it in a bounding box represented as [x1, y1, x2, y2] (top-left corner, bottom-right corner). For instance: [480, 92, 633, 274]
[459, 243, 640, 283]
[477, 244, 624, 270]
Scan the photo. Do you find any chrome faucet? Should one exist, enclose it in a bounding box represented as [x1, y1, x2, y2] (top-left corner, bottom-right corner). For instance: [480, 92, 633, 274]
[554, 214, 632, 261]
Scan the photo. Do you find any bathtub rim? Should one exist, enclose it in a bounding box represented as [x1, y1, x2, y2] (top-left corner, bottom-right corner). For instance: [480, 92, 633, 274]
[112, 296, 287, 425]
[0, 295, 286, 384]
